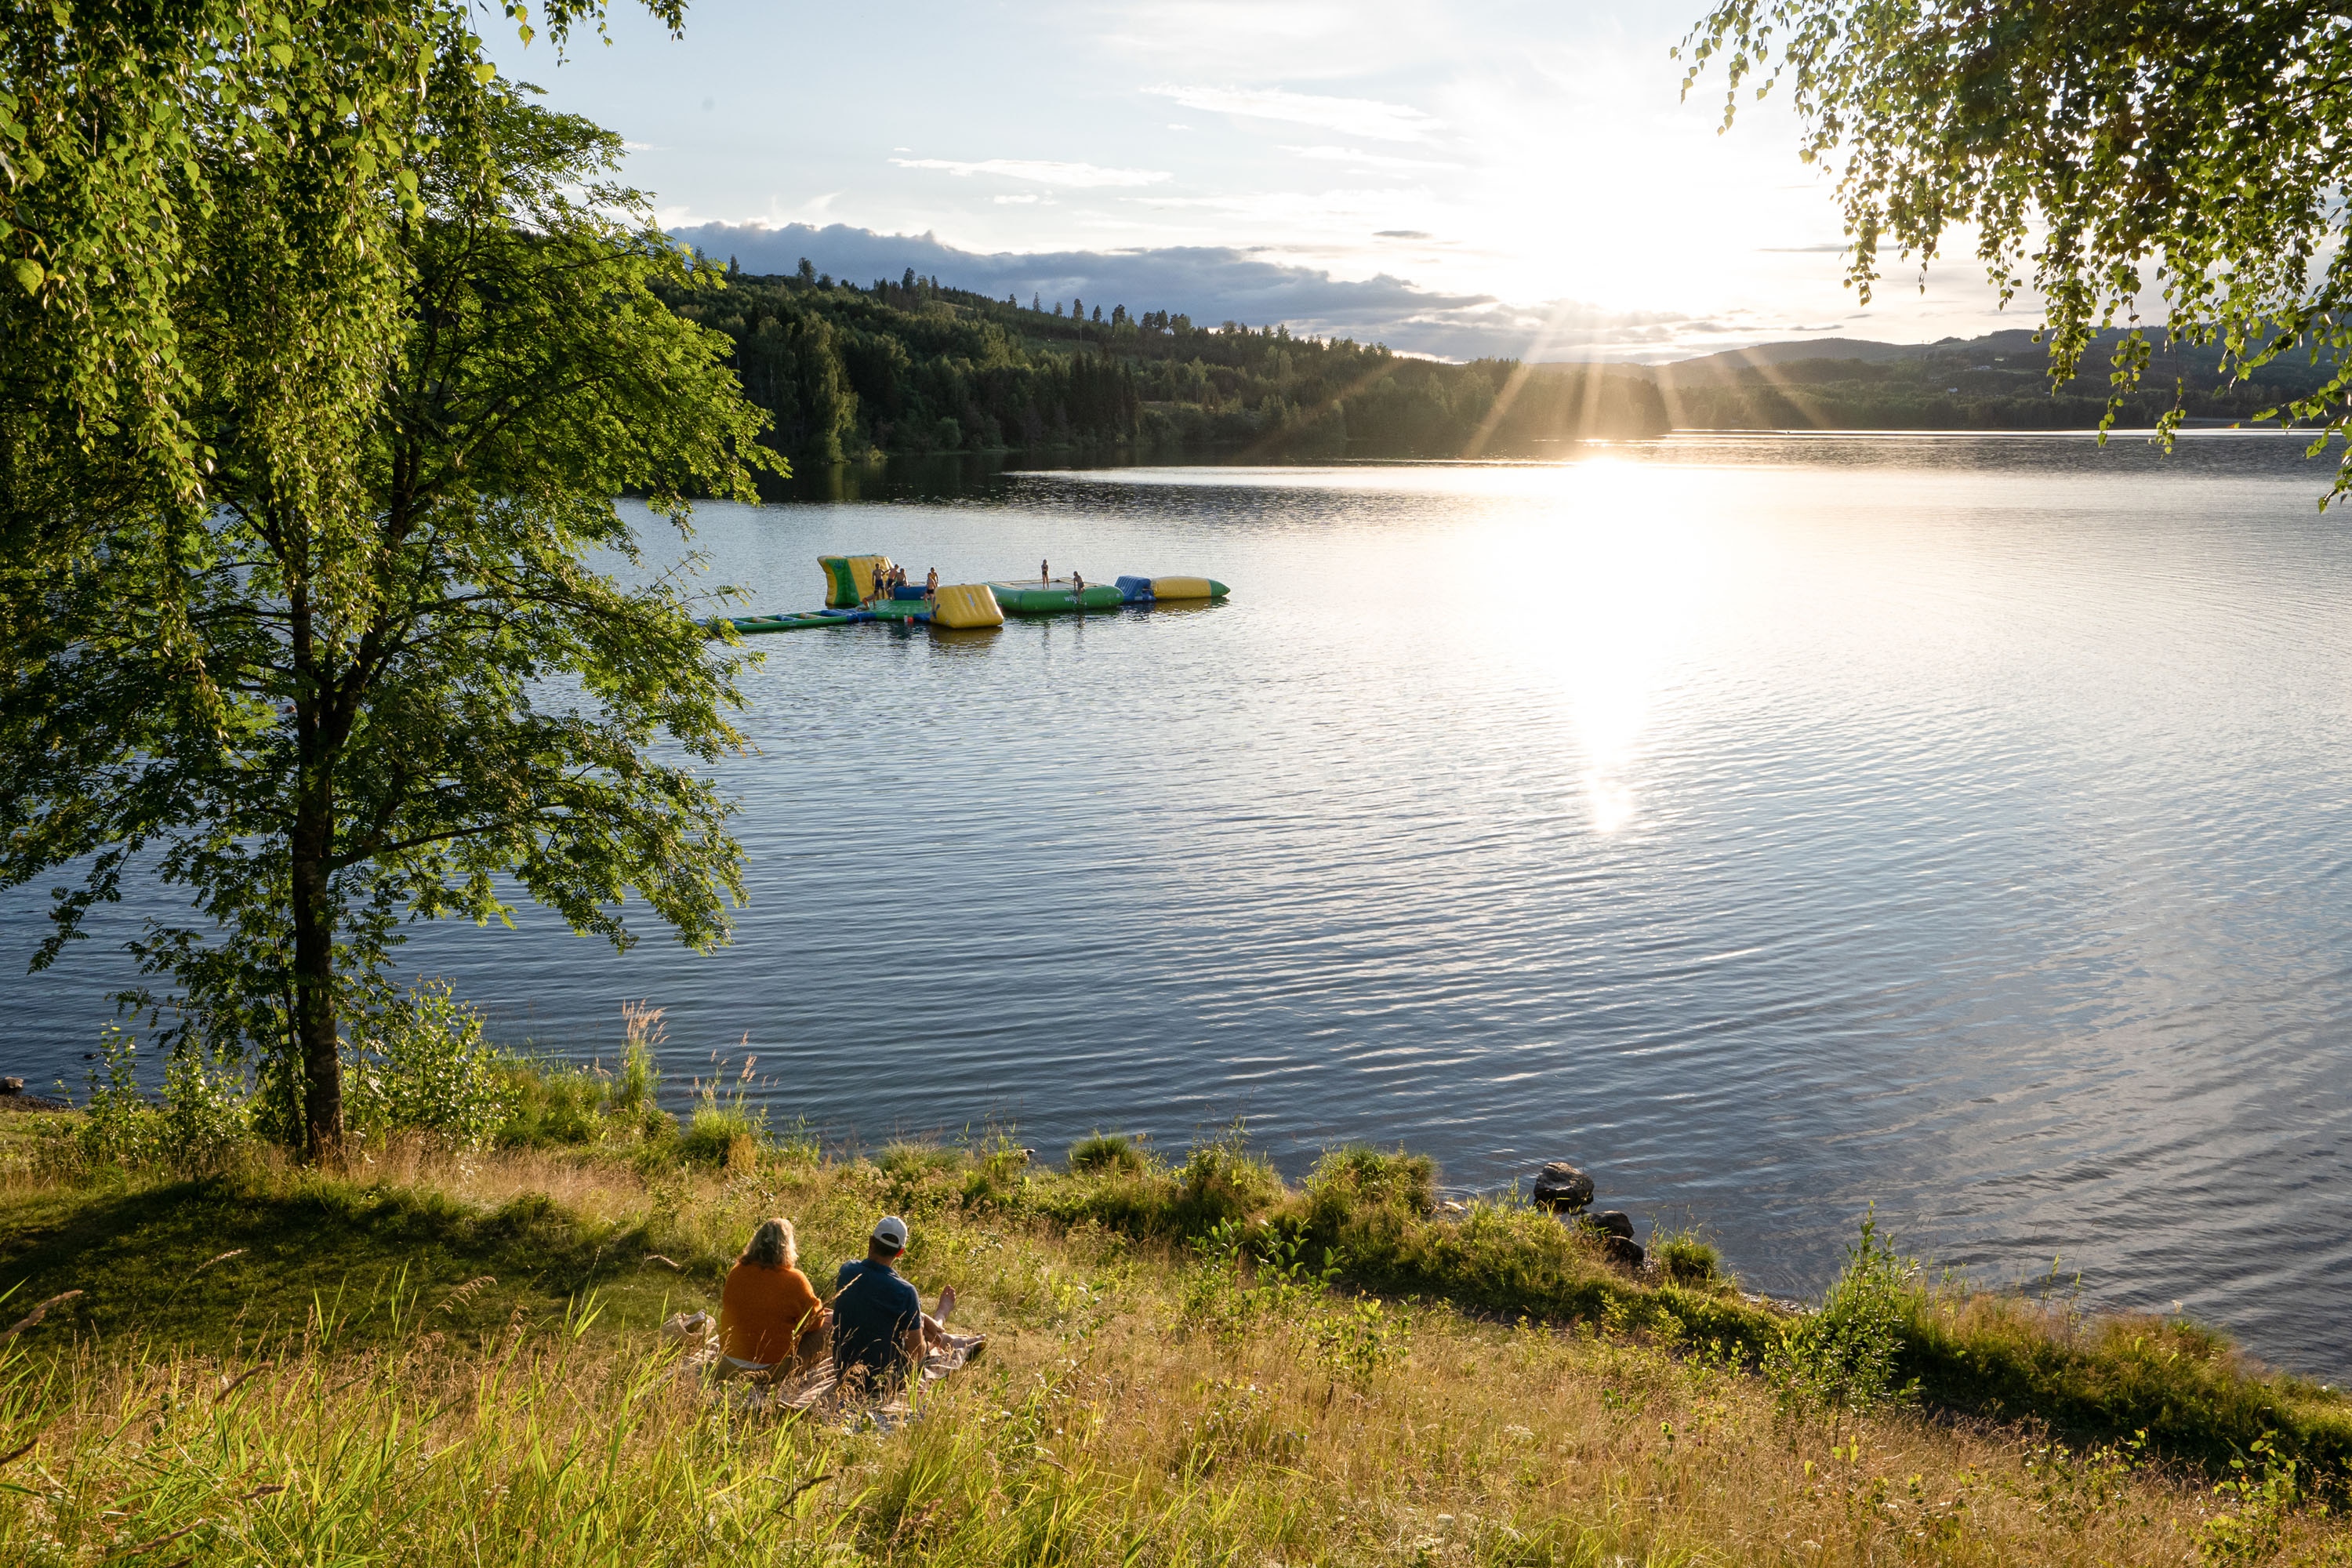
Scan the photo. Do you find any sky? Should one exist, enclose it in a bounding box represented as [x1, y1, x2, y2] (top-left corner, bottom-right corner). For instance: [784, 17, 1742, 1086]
[484, 1, 2038, 361]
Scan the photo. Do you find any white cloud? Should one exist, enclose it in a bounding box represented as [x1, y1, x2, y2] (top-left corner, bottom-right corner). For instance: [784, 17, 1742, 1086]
[891, 158, 1171, 188]
[1147, 84, 1442, 142]
[1283, 143, 1457, 172]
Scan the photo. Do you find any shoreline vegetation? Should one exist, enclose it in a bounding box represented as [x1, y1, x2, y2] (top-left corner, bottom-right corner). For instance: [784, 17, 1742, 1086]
[2, 1044, 2348, 1565]
[670, 261, 2343, 470]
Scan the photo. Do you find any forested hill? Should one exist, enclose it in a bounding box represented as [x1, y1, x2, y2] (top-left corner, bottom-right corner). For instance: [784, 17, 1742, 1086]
[1644, 328, 2344, 431]
[659, 261, 1667, 463]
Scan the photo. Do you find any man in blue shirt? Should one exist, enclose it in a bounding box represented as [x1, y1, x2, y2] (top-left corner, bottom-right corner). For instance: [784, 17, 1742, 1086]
[831, 1214, 941, 1390]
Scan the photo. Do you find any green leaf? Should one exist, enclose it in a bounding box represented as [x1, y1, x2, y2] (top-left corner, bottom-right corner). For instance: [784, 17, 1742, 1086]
[268, 42, 294, 68]
[9, 257, 42, 294]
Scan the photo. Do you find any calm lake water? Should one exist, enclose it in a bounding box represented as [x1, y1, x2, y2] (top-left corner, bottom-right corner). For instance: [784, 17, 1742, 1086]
[9, 433, 2352, 1377]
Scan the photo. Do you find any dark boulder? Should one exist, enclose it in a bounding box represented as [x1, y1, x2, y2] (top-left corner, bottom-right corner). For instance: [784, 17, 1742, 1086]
[1600, 1234, 1646, 1268]
[1587, 1209, 1635, 1241]
[1532, 1161, 1594, 1213]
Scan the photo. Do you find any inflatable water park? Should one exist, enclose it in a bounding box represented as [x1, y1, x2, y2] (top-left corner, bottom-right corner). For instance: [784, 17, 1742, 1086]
[722, 555, 1231, 634]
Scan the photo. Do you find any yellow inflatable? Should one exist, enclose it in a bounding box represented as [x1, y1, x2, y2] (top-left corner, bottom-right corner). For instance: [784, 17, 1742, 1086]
[930, 583, 1005, 629]
[1149, 575, 1221, 601]
[819, 554, 895, 608]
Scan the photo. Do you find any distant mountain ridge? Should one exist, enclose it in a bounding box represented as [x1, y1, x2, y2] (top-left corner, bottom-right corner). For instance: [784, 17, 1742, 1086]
[1642, 336, 1936, 372]
[1596, 328, 2338, 431]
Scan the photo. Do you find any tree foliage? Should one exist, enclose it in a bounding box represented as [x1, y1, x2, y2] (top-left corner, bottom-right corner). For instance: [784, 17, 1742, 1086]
[0, 3, 768, 1155]
[1679, 2, 2352, 493]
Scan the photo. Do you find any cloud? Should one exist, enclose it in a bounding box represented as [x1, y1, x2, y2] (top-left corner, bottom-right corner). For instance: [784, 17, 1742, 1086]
[667, 220, 1726, 361]
[1374, 229, 1432, 240]
[1147, 84, 1442, 142]
[1283, 143, 1457, 172]
[889, 158, 1171, 188]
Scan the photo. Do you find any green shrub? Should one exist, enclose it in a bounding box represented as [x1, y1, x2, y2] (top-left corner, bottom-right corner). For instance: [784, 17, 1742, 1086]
[1311, 1295, 1411, 1389]
[959, 1137, 1032, 1209]
[156, 1044, 256, 1171]
[1766, 1210, 1917, 1427]
[1068, 1131, 1148, 1175]
[1168, 1124, 1283, 1235]
[1305, 1145, 1436, 1214]
[72, 1026, 256, 1174]
[344, 981, 514, 1148]
[679, 1083, 764, 1167]
[1653, 1227, 1724, 1287]
[74, 1025, 165, 1170]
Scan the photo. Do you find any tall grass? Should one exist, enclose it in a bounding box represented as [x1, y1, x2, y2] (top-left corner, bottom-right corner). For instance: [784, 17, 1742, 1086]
[6, 1076, 2352, 1568]
[2, 1144, 2345, 1567]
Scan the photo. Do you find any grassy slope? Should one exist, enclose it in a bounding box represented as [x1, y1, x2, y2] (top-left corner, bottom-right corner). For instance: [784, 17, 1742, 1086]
[0, 1120, 2347, 1566]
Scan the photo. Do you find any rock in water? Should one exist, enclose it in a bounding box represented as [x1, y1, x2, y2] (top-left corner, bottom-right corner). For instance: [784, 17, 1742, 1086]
[1588, 1210, 1635, 1240]
[1532, 1162, 1594, 1212]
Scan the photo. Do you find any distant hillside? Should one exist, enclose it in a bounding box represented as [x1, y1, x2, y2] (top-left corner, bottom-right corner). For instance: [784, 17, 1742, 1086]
[660, 263, 1668, 463]
[1643, 338, 1929, 373]
[1635, 328, 2339, 430]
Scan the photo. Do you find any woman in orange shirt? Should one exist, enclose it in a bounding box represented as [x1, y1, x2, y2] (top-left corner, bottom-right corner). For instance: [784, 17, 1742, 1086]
[717, 1217, 829, 1377]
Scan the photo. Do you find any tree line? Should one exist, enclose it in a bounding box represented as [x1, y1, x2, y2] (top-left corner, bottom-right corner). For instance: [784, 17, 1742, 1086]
[669, 263, 1670, 463]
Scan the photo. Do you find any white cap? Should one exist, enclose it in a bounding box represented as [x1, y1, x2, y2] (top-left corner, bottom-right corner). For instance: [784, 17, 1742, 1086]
[871, 1215, 909, 1250]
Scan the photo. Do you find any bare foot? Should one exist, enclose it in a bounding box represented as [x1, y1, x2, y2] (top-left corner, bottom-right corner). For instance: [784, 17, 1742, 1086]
[935, 1284, 956, 1326]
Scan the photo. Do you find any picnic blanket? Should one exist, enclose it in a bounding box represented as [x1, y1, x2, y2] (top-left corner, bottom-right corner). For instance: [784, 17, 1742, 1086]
[662, 1311, 985, 1420]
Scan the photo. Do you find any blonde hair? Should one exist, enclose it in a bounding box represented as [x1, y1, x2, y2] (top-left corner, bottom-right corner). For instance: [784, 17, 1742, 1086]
[742, 1217, 796, 1269]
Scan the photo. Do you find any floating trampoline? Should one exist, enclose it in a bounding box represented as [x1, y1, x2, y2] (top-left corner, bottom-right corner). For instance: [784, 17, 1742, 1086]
[717, 558, 1228, 635]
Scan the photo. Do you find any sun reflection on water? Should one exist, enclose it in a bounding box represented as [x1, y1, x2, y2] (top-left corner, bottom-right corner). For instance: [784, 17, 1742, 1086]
[1518, 458, 1717, 834]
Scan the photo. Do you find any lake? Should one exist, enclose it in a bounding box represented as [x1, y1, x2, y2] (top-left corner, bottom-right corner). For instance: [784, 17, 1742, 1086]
[8, 433, 2352, 1379]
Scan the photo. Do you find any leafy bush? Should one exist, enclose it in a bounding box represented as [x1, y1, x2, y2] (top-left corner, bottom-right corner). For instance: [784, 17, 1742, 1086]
[74, 1025, 162, 1168]
[157, 1044, 256, 1170]
[344, 981, 514, 1148]
[1766, 1210, 1917, 1427]
[2199, 1433, 2302, 1564]
[1312, 1295, 1410, 1389]
[73, 1026, 255, 1174]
